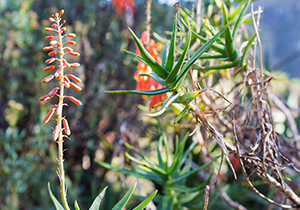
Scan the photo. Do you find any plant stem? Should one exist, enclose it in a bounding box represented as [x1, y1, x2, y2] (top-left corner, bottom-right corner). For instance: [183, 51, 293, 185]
[56, 19, 70, 210]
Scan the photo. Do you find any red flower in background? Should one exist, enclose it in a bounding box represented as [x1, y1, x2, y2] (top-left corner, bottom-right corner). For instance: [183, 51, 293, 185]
[134, 31, 167, 108]
[112, 0, 135, 14]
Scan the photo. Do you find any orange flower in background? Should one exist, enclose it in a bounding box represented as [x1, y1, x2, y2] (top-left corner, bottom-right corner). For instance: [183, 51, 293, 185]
[112, 0, 135, 14]
[134, 31, 167, 108]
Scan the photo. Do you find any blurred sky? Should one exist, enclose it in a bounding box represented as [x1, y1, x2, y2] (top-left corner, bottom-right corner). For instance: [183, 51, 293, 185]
[160, 0, 300, 78]
[254, 0, 300, 77]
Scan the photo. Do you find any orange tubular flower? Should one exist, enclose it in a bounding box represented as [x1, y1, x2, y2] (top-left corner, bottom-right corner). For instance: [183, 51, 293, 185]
[112, 0, 135, 14]
[134, 31, 167, 108]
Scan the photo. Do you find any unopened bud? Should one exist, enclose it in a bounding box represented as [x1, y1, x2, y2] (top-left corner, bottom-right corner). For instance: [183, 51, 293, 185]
[68, 96, 82, 106]
[42, 74, 55, 83]
[45, 27, 54, 32]
[65, 47, 73, 52]
[54, 70, 61, 79]
[70, 82, 82, 91]
[65, 41, 76, 45]
[50, 40, 58, 45]
[61, 27, 66, 32]
[49, 17, 55, 22]
[43, 46, 54, 51]
[52, 125, 59, 141]
[44, 66, 55, 72]
[63, 118, 71, 135]
[67, 74, 82, 83]
[70, 63, 80, 68]
[46, 36, 54, 40]
[48, 51, 57, 57]
[69, 52, 80, 56]
[66, 33, 76, 38]
[60, 10, 64, 16]
[52, 24, 57, 28]
[39, 95, 49, 101]
[48, 87, 59, 97]
[45, 58, 56, 64]
[64, 81, 70, 88]
[43, 108, 56, 123]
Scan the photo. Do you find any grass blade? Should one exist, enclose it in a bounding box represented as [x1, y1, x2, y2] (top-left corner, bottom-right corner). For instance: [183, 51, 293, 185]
[165, 15, 177, 71]
[132, 190, 158, 210]
[105, 87, 170, 96]
[47, 183, 65, 210]
[88, 187, 108, 210]
[112, 182, 137, 210]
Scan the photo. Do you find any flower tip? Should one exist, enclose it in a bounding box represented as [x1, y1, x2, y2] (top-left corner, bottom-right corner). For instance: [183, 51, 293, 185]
[45, 27, 54, 32]
[49, 17, 55, 22]
[60, 9, 64, 16]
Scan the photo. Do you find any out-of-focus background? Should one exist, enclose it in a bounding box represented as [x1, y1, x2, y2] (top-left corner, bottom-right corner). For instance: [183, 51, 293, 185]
[0, 0, 299, 209]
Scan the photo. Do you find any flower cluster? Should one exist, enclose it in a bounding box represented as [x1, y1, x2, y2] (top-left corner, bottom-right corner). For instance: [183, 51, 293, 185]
[112, 0, 135, 14]
[40, 10, 82, 141]
[134, 31, 166, 108]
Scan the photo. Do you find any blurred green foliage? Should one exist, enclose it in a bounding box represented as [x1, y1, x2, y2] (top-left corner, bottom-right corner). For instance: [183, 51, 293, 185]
[0, 0, 299, 209]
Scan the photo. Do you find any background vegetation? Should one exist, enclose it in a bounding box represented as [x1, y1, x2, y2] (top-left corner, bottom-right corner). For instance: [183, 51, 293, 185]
[0, 0, 299, 210]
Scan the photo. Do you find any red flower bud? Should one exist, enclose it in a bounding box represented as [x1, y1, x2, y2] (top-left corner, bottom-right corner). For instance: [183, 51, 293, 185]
[69, 52, 80, 57]
[66, 33, 76, 38]
[42, 74, 55, 83]
[43, 108, 56, 123]
[64, 76, 70, 83]
[50, 40, 58, 46]
[44, 66, 55, 72]
[60, 10, 65, 16]
[39, 94, 49, 101]
[48, 87, 59, 97]
[48, 51, 57, 57]
[61, 27, 66, 32]
[65, 41, 76, 45]
[54, 70, 61, 79]
[64, 81, 70, 88]
[43, 46, 54, 51]
[49, 17, 55, 22]
[56, 103, 62, 114]
[45, 58, 56, 64]
[68, 96, 82, 106]
[70, 63, 80, 68]
[63, 118, 71, 135]
[52, 125, 60, 141]
[52, 24, 57, 28]
[65, 47, 73, 52]
[67, 74, 82, 83]
[46, 36, 54, 40]
[70, 82, 82, 91]
[45, 27, 54, 32]
[61, 20, 66, 25]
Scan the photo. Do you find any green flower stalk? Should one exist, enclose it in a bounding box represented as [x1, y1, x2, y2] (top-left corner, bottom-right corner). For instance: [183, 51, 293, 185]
[40, 9, 82, 210]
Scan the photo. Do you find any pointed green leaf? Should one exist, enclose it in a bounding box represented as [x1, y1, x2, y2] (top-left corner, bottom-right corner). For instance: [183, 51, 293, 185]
[171, 156, 219, 184]
[112, 182, 137, 210]
[132, 190, 158, 210]
[161, 195, 174, 210]
[165, 15, 177, 71]
[177, 140, 198, 170]
[178, 191, 201, 204]
[162, 42, 169, 68]
[174, 106, 190, 123]
[222, 3, 238, 61]
[165, 20, 191, 87]
[157, 136, 166, 168]
[147, 92, 180, 117]
[98, 161, 162, 183]
[47, 183, 65, 210]
[125, 143, 161, 169]
[232, 0, 251, 39]
[138, 72, 166, 86]
[194, 59, 240, 71]
[168, 174, 213, 193]
[75, 200, 81, 210]
[105, 87, 170, 95]
[192, 32, 226, 54]
[241, 32, 257, 64]
[129, 28, 168, 79]
[174, 24, 229, 89]
[88, 187, 108, 210]
[123, 50, 147, 64]
[168, 133, 189, 175]
[125, 153, 167, 178]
